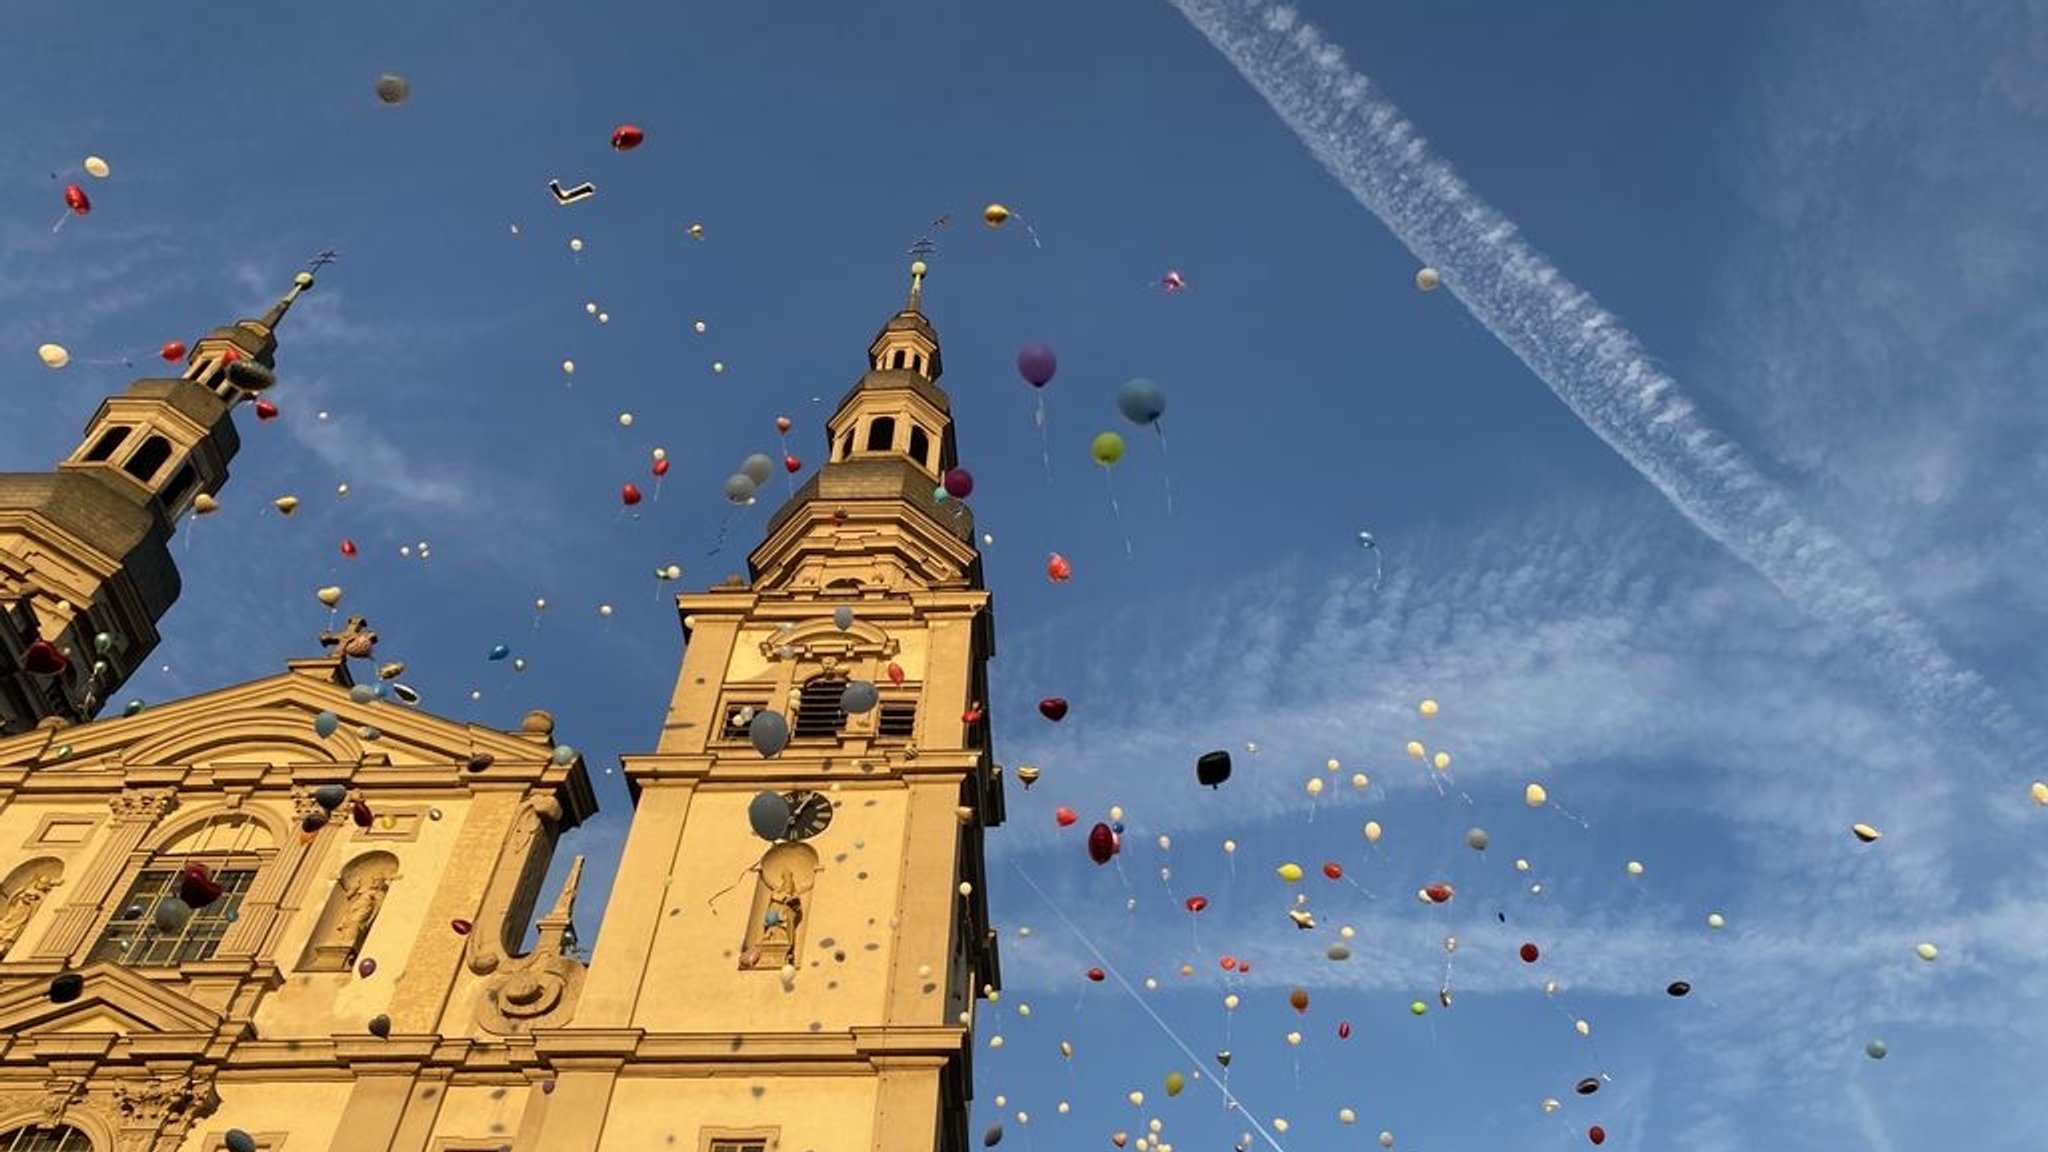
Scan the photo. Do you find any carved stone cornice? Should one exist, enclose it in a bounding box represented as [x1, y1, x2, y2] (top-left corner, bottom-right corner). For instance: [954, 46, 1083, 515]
[108, 787, 176, 824]
[111, 1073, 214, 1128]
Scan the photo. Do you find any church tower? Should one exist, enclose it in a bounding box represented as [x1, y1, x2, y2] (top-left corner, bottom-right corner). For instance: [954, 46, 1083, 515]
[0, 271, 318, 736]
[538, 259, 1005, 1152]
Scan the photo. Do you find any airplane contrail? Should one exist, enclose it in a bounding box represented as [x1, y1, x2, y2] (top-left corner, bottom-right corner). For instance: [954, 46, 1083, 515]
[1165, 0, 2038, 765]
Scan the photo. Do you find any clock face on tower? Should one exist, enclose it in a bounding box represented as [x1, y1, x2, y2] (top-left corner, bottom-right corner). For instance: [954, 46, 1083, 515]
[783, 791, 835, 840]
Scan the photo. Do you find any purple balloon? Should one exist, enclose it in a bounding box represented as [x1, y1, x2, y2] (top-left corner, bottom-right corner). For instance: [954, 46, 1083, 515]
[357, 957, 377, 978]
[1016, 344, 1057, 388]
[944, 467, 975, 499]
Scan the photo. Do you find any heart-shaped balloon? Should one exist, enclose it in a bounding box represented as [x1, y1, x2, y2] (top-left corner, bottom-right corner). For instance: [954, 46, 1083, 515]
[1037, 698, 1068, 722]
[1054, 807, 1078, 827]
[254, 399, 280, 421]
[178, 862, 224, 909]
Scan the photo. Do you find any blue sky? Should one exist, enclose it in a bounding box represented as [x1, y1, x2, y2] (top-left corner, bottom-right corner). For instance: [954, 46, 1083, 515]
[5, 1, 2046, 1149]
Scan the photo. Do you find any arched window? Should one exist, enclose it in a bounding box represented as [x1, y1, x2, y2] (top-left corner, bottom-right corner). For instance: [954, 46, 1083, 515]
[890, 350, 907, 370]
[91, 814, 268, 967]
[792, 675, 848, 740]
[911, 354, 924, 375]
[908, 426, 932, 471]
[837, 429, 854, 461]
[0, 1124, 94, 1151]
[161, 464, 198, 511]
[123, 435, 173, 482]
[83, 426, 130, 463]
[865, 417, 896, 453]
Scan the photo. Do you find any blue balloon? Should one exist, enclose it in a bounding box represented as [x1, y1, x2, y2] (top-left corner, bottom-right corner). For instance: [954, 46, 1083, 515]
[1117, 378, 1167, 425]
[489, 644, 511, 661]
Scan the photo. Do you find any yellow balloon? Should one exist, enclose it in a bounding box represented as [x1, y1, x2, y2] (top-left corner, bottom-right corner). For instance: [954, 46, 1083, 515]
[1277, 862, 1304, 883]
[1305, 777, 1324, 796]
[1851, 823, 1881, 843]
[1405, 741, 1425, 759]
[1415, 267, 1441, 292]
[315, 586, 344, 608]
[192, 493, 220, 515]
[1418, 698, 1438, 716]
[83, 156, 110, 179]
[1363, 820, 1382, 843]
[1351, 772, 1370, 790]
[1285, 1031, 1302, 1047]
[37, 343, 70, 369]
[1091, 431, 1126, 467]
[1339, 1108, 1357, 1126]
[2031, 781, 2048, 806]
[1915, 942, 1938, 962]
[1127, 1091, 1144, 1107]
[1525, 782, 1548, 807]
[984, 203, 1011, 227]
[1164, 1072, 1185, 1097]
[273, 495, 300, 516]
[1432, 751, 1451, 771]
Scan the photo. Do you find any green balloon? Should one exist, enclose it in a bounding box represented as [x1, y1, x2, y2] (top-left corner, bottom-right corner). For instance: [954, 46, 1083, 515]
[1091, 431, 1125, 467]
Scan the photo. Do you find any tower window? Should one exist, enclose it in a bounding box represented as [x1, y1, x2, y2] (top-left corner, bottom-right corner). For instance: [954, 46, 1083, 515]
[162, 463, 198, 511]
[123, 435, 174, 483]
[912, 354, 924, 374]
[83, 426, 131, 462]
[908, 426, 932, 471]
[792, 676, 848, 739]
[838, 429, 854, 462]
[877, 702, 917, 740]
[865, 417, 896, 453]
[891, 349, 907, 370]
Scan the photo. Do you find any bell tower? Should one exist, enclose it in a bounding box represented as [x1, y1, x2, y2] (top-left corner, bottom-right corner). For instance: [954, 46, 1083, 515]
[0, 270, 317, 735]
[545, 260, 1003, 1152]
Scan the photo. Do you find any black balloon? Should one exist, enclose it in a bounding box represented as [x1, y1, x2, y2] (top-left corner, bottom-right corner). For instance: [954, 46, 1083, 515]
[1196, 750, 1232, 788]
[1667, 981, 1692, 998]
[1575, 1077, 1601, 1096]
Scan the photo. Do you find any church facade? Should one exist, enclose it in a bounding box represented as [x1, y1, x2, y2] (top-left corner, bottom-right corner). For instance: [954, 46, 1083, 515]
[0, 262, 1001, 1152]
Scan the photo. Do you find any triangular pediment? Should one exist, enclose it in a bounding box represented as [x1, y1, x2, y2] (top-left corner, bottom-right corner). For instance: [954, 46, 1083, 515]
[0, 962, 222, 1037]
[0, 660, 568, 775]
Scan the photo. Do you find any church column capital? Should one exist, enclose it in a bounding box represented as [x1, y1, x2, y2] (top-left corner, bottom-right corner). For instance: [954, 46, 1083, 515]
[108, 787, 176, 824]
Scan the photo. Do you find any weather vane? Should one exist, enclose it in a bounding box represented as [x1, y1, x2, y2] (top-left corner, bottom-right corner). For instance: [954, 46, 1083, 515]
[306, 249, 340, 273]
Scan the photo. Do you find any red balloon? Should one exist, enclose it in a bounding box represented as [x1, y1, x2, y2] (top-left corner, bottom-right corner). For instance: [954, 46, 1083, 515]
[1087, 967, 1106, 982]
[1322, 861, 1343, 881]
[450, 919, 473, 936]
[1520, 942, 1541, 963]
[1337, 1020, 1352, 1040]
[159, 341, 186, 362]
[350, 798, 375, 828]
[1588, 1127, 1605, 1146]
[63, 184, 90, 215]
[943, 467, 975, 499]
[220, 347, 241, 364]
[1236, 960, 1251, 974]
[775, 415, 793, 433]
[340, 539, 358, 558]
[178, 863, 223, 909]
[1424, 883, 1455, 904]
[1054, 807, 1078, 827]
[23, 639, 68, 676]
[610, 124, 644, 150]
[621, 483, 643, 506]
[1184, 895, 1208, 913]
[1038, 697, 1069, 722]
[253, 399, 280, 421]
[651, 457, 670, 477]
[1086, 822, 1118, 865]
[886, 662, 905, 685]
[784, 454, 801, 474]
[1046, 552, 1073, 583]
[961, 703, 983, 724]
[1220, 956, 1238, 971]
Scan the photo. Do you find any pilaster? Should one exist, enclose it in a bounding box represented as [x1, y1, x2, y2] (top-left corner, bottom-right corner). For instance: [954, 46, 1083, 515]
[35, 787, 175, 961]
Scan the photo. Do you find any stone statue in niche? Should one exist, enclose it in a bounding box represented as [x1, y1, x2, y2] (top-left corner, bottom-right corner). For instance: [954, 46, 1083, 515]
[331, 873, 390, 950]
[0, 874, 59, 957]
[740, 847, 818, 970]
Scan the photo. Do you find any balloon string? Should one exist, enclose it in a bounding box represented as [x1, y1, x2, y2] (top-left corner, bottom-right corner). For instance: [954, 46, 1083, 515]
[1009, 861, 1295, 1152]
[1155, 424, 1175, 517]
[1035, 394, 1052, 483]
[708, 507, 738, 556]
[1103, 468, 1133, 557]
[50, 213, 68, 234]
[652, 476, 665, 503]
[1370, 551, 1383, 592]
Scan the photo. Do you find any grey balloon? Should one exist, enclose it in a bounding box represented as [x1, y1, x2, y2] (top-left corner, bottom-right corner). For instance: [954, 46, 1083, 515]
[226, 1131, 259, 1152]
[982, 1122, 1004, 1147]
[1116, 377, 1167, 425]
[748, 791, 792, 841]
[152, 898, 193, 934]
[833, 605, 855, 631]
[723, 473, 757, 505]
[1465, 827, 1490, 851]
[840, 680, 879, 714]
[742, 453, 775, 486]
[374, 73, 410, 104]
[1865, 1040, 1888, 1060]
[313, 783, 349, 811]
[749, 709, 790, 757]
[368, 1013, 392, 1038]
[1326, 942, 1352, 961]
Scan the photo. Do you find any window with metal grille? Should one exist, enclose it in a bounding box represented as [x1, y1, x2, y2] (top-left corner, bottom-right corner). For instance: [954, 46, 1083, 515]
[791, 677, 848, 739]
[0, 1124, 93, 1152]
[90, 864, 256, 966]
[707, 1141, 769, 1152]
[877, 702, 917, 740]
[721, 699, 771, 740]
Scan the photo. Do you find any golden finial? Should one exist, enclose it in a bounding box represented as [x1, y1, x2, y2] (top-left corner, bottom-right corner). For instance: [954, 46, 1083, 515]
[907, 259, 928, 311]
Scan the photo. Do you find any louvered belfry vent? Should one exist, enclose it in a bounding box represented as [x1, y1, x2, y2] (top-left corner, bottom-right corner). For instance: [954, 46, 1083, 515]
[793, 676, 849, 739]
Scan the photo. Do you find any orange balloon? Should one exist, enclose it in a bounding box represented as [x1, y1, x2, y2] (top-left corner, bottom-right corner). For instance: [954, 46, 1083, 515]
[1288, 988, 1309, 1014]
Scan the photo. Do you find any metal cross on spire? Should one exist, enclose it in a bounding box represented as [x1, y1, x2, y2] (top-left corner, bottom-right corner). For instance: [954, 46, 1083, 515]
[306, 249, 340, 273]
